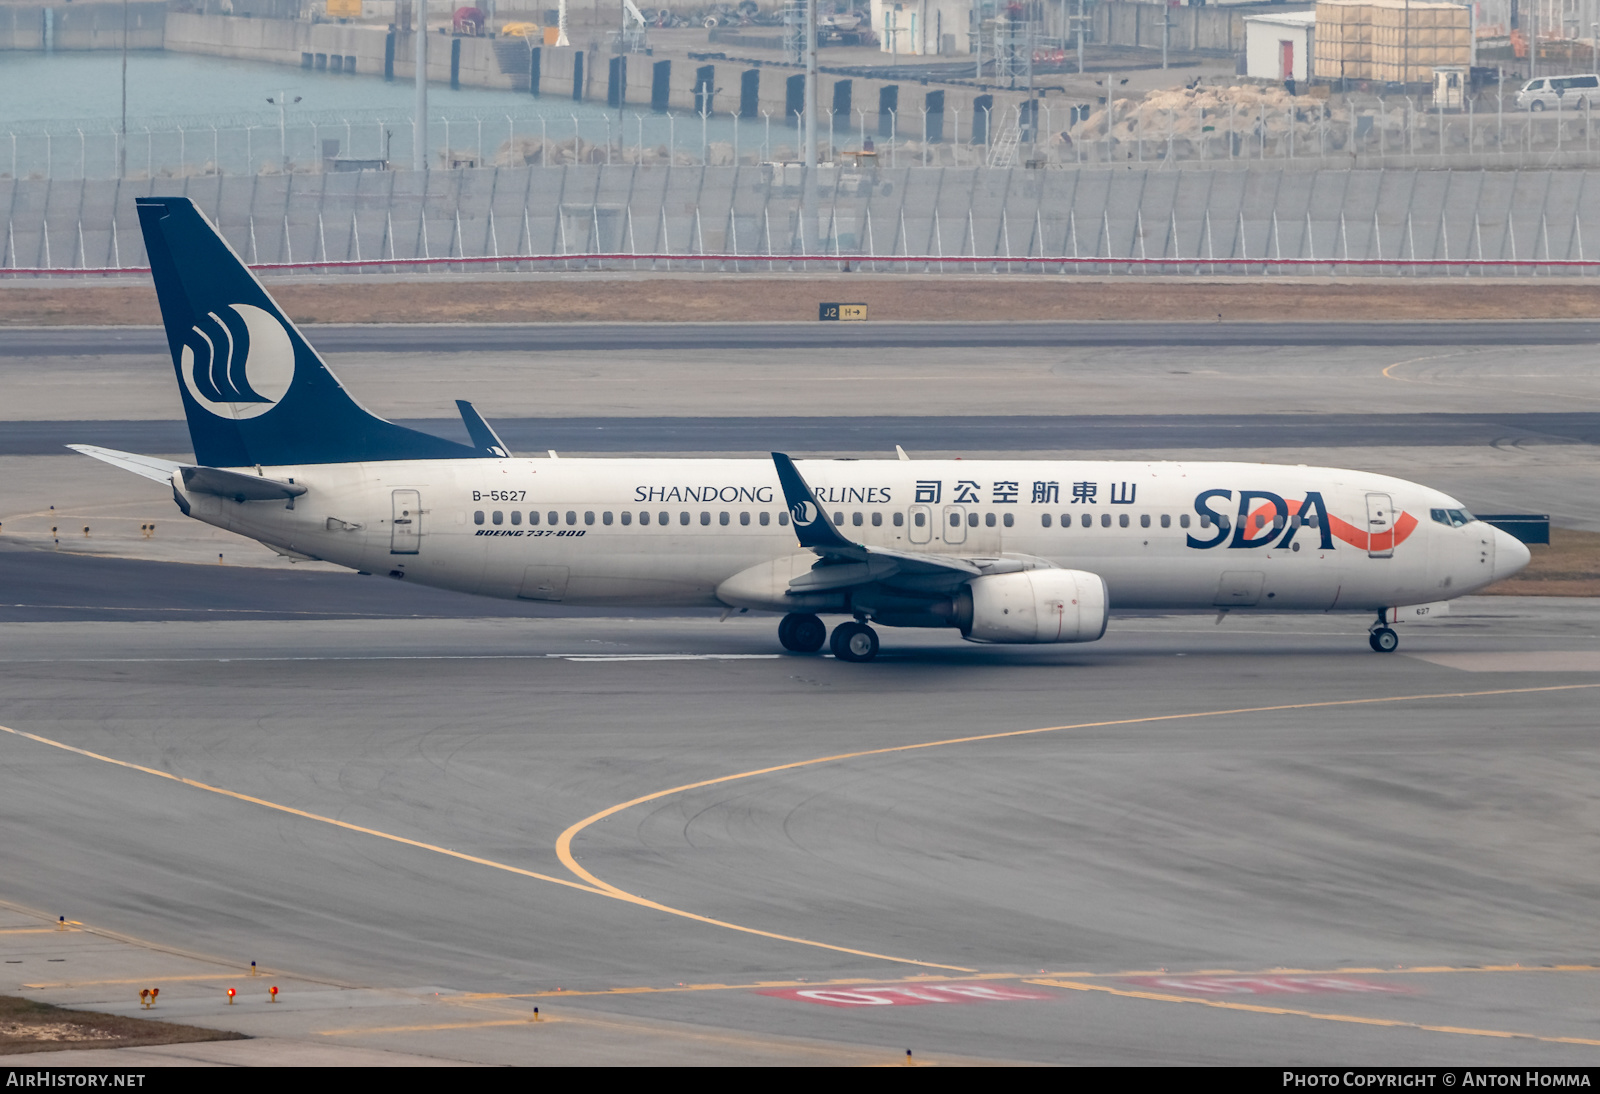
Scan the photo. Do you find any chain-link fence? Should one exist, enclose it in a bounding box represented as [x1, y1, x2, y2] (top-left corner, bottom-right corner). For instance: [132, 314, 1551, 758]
[8, 164, 1600, 276]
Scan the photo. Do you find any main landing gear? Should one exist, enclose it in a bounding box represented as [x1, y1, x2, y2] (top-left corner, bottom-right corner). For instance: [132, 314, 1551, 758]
[829, 620, 880, 663]
[1369, 610, 1399, 653]
[777, 612, 827, 653]
[778, 613, 881, 661]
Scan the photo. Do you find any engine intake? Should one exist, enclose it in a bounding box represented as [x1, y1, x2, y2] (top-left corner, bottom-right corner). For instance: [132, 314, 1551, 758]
[956, 569, 1109, 644]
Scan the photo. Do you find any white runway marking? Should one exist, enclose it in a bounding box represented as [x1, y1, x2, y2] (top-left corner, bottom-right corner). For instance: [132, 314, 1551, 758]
[548, 654, 782, 662]
[1406, 651, 1600, 672]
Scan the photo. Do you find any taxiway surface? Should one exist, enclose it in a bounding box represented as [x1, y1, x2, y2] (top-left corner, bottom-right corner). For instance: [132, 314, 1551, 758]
[1, 321, 1598, 1064]
[1, 605, 1598, 1065]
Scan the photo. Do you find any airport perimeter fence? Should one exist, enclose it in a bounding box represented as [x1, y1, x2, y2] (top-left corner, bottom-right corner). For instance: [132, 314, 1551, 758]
[18, 95, 1600, 181]
[9, 164, 1600, 277]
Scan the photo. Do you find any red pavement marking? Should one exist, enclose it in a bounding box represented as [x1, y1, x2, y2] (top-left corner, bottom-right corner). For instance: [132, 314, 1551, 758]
[1124, 975, 1413, 996]
[758, 982, 1056, 1008]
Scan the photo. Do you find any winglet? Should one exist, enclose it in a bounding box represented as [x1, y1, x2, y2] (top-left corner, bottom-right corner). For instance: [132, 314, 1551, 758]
[771, 452, 857, 551]
[456, 400, 509, 457]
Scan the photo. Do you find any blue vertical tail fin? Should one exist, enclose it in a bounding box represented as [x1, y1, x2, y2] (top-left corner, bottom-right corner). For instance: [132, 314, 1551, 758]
[135, 196, 484, 467]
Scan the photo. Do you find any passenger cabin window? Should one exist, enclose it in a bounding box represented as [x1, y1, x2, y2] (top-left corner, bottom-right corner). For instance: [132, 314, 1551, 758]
[1081, 513, 1092, 528]
[1160, 514, 1170, 528]
[621, 511, 632, 526]
[778, 512, 790, 526]
[1042, 514, 1053, 527]
[660, 511, 670, 526]
[583, 511, 594, 526]
[914, 512, 926, 527]
[1118, 514, 1129, 528]
[701, 512, 711, 526]
[853, 512, 863, 526]
[1200, 515, 1211, 528]
[892, 512, 903, 527]
[949, 513, 961, 527]
[719, 512, 730, 526]
[680, 512, 690, 525]
[1003, 513, 1014, 528]
[1140, 514, 1150, 528]
[492, 511, 503, 525]
[511, 511, 522, 526]
[1101, 513, 1112, 528]
[967, 512, 979, 527]
[740, 512, 751, 526]
[473, 510, 485, 525]
[759, 512, 770, 526]
[639, 511, 650, 525]
[1180, 514, 1191, 528]
[602, 512, 613, 525]
[834, 512, 844, 526]
[871, 512, 882, 527]
[984, 513, 996, 528]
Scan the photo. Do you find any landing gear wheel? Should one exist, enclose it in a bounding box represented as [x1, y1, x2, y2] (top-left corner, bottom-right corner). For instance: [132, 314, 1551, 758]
[829, 621, 880, 663]
[777, 612, 826, 653]
[1369, 627, 1399, 653]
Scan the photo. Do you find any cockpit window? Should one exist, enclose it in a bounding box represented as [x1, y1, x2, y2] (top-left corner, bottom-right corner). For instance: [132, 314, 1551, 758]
[1431, 507, 1474, 527]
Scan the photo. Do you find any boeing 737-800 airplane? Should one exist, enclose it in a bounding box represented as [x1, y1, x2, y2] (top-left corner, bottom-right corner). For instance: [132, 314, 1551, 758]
[71, 197, 1530, 662]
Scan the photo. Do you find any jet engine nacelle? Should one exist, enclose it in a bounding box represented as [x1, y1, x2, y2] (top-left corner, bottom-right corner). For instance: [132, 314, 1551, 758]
[956, 569, 1109, 644]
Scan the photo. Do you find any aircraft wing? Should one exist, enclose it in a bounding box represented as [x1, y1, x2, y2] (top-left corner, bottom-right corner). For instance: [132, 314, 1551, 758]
[770, 451, 1007, 594]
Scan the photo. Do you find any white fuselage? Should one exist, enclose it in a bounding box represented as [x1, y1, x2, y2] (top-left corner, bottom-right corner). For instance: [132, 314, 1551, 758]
[174, 456, 1519, 618]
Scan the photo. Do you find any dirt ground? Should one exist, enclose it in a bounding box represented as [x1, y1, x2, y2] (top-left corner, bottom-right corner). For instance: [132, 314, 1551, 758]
[1481, 527, 1600, 597]
[0, 994, 244, 1055]
[4, 275, 1600, 325]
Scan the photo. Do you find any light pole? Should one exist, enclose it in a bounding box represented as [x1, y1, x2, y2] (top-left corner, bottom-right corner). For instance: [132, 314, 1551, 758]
[119, 0, 128, 177]
[266, 92, 301, 171]
[803, 0, 817, 252]
[414, 0, 429, 171]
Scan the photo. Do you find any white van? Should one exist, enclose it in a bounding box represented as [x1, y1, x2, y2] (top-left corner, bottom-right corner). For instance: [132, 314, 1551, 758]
[1517, 74, 1600, 110]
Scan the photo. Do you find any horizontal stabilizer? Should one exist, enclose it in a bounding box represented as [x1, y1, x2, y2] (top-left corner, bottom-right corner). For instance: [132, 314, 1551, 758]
[67, 444, 183, 484]
[180, 465, 307, 503]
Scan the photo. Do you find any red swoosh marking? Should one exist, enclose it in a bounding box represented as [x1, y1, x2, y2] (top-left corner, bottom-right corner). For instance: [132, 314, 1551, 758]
[1238, 499, 1418, 551]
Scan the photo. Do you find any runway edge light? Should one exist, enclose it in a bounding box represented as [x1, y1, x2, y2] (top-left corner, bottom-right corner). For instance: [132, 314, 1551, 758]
[269, 986, 278, 1002]
[227, 987, 236, 1004]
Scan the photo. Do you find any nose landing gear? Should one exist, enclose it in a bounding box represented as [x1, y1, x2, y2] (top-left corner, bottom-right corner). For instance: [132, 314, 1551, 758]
[1369, 610, 1399, 653]
[829, 620, 880, 663]
[777, 612, 827, 653]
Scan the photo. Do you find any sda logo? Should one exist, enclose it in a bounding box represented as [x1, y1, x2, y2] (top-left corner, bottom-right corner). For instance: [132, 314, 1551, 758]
[791, 499, 818, 526]
[179, 304, 295, 420]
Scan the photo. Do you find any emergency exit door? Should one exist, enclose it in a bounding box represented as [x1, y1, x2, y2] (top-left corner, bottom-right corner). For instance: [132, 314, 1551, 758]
[907, 504, 932, 544]
[942, 505, 967, 545]
[1366, 492, 1393, 558]
[391, 489, 421, 554]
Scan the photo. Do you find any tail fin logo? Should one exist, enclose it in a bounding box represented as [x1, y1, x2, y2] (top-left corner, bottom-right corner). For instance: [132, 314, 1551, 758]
[178, 304, 295, 420]
[791, 499, 818, 527]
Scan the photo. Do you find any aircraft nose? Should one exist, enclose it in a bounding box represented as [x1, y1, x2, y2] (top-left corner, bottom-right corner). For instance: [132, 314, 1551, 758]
[1491, 527, 1532, 583]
